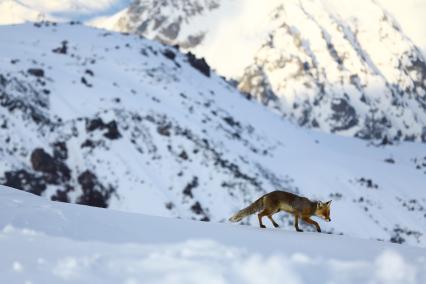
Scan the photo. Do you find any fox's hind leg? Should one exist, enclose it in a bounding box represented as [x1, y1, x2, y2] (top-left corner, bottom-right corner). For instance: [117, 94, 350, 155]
[258, 208, 272, 228]
[267, 214, 279, 228]
[257, 213, 266, 228]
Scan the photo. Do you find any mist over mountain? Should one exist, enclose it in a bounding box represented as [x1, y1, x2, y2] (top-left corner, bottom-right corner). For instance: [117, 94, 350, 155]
[0, 0, 132, 24]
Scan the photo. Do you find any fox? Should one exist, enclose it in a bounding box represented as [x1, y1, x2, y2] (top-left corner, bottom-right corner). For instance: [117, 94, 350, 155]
[229, 190, 331, 232]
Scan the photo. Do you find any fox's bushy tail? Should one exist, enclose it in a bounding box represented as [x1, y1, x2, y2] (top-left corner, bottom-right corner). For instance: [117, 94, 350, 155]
[229, 197, 264, 222]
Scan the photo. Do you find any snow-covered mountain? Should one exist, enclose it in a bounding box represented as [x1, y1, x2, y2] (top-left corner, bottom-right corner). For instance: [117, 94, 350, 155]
[1, 186, 426, 283]
[0, 23, 426, 247]
[103, 0, 426, 142]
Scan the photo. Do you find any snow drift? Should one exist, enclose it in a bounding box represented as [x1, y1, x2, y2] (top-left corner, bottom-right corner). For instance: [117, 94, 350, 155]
[1, 186, 425, 284]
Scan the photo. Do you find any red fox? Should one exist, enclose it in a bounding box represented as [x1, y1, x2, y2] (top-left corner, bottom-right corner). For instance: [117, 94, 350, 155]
[229, 190, 331, 232]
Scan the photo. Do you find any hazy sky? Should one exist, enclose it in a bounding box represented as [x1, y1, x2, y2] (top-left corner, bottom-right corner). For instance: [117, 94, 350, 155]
[377, 0, 426, 53]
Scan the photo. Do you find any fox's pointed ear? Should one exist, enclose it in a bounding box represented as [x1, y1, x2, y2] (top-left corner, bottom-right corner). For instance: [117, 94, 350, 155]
[325, 200, 332, 206]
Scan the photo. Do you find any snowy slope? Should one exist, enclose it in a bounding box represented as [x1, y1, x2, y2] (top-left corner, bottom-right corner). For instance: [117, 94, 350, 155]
[0, 23, 426, 248]
[1, 186, 426, 284]
[106, 0, 426, 142]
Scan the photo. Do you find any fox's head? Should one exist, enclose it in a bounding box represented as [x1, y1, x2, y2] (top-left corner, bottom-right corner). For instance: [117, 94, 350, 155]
[315, 200, 332, 222]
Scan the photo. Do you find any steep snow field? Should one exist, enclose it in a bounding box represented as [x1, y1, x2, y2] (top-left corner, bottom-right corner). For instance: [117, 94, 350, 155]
[1, 186, 426, 284]
[0, 23, 425, 247]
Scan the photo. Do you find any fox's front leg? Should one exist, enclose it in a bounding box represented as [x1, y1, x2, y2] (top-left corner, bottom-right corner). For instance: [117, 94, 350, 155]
[303, 217, 321, 232]
[294, 215, 303, 232]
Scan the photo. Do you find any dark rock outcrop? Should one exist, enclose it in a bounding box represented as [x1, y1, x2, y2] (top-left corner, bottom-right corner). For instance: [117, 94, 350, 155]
[30, 148, 71, 183]
[27, 68, 45, 77]
[86, 118, 121, 140]
[186, 52, 210, 77]
[76, 170, 115, 208]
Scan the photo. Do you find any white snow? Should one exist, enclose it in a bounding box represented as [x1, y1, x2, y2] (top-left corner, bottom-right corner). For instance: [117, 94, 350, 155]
[1, 186, 425, 284]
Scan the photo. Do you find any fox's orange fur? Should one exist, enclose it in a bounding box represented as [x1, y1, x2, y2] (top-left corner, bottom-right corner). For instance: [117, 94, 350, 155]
[229, 190, 331, 232]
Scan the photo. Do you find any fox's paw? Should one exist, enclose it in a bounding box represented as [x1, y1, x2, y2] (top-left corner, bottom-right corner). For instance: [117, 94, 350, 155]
[296, 229, 304, 232]
[272, 223, 279, 228]
[260, 224, 266, 228]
